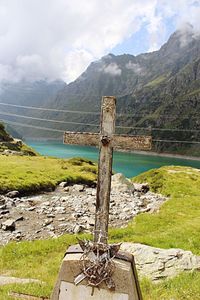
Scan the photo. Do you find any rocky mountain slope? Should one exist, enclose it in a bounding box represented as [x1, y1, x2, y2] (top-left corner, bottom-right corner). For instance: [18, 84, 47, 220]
[0, 28, 200, 155]
[0, 123, 37, 156]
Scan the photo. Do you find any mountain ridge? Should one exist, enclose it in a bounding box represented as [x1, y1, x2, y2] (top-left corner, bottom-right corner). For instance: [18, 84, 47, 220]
[0, 28, 200, 156]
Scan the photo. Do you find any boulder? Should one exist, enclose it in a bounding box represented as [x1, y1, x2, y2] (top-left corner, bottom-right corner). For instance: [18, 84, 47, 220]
[0, 196, 6, 205]
[6, 191, 20, 198]
[73, 224, 85, 234]
[59, 182, 68, 188]
[121, 243, 200, 281]
[133, 183, 149, 193]
[72, 184, 85, 192]
[111, 173, 134, 192]
[2, 219, 16, 231]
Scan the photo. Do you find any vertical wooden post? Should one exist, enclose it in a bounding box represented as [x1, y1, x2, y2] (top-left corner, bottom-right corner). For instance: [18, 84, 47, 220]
[94, 96, 116, 244]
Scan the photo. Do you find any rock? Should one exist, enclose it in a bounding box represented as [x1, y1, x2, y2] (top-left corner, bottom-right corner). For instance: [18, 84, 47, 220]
[133, 183, 149, 193]
[72, 184, 85, 192]
[43, 219, 53, 226]
[0, 196, 6, 205]
[0, 204, 7, 210]
[91, 189, 96, 196]
[58, 218, 65, 221]
[43, 201, 50, 206]
[87, 218, 95, 226]
[111, 173, 134, 192]
[0, 275, 43, 286]
[60, 197, 68, 202]
[14, 231, 22, 240]
[54, 207, 66, 214]
[6, 191, 20, 198]
[121, 243, 200, 281]
[2, 219, 16, 231]
[14, 216, 24, 222]
[0, 209, 10, 215]
[73, 224, 85, 234]
[63, 186, 70, 192]
[59, 182, 68, 188]
[27, 206, 36, 211]
[58, 223, 68, 228]
[47, 214, 55, 218]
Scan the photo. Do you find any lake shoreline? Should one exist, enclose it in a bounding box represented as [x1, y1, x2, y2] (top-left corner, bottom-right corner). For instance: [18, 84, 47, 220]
[26, 139, 200, 162]
[26, 140, 200, 177]
[121, 150, 200, 162]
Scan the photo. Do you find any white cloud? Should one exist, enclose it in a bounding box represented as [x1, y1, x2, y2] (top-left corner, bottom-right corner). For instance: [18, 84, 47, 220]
[125, 61, 145, 75]
[102, 63, 122, 76]
[146, 0, 200, 52]
[0, 0, 199, 84]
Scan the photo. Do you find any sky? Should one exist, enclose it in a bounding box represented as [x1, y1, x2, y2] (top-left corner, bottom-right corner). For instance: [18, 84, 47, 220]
[0, 0, 200, 84]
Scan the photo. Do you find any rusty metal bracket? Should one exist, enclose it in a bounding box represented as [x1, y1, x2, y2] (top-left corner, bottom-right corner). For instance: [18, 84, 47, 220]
[100, 135, 111, 145]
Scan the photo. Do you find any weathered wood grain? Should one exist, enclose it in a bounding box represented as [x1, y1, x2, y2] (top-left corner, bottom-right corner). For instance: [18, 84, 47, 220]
[113, 134, 152, 151]
[94, 96, 116, 244]
[63, 132, 99, 147]
[63, 132, 152, 151]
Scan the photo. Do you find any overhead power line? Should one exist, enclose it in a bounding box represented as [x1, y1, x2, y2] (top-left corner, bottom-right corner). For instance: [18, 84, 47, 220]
[0, 111, 99, 127]
[117, 113, 200, 118]
[0, 102, 199, 119]
[1, 111, 200, 133]
[0, 119, 64, 133]
[153, 139, 200, 144]
[0, 102, 100, 115]
[116, 125, 200, 133]
[1, 118, 200, 145]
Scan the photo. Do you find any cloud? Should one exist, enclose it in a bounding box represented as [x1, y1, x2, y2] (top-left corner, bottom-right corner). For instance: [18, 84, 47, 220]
[101, 63, 122, 76]
[0, 0, 199, 84]
[146, 0, 200, 52]
[125, 61, 145, 75]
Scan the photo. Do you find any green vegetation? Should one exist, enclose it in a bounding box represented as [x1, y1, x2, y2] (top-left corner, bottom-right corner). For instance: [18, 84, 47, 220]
[145, 75, 167, 87]
[0, 123, 12, 142]
[109, 166, 200, 253]
[183, 87, 200, 98]
[0, 156, 97, 194]
[0, 122, 38, 156]
[0, 140, 38, 156]
[0, 165, 200, 299]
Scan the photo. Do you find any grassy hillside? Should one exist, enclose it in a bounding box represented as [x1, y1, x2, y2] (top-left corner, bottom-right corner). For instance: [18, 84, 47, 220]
[0, 122, 37, 156]
[110, 166, 200, 252]
[0, 156, 97, 194]
[0, 165, 200, 299]
[0, 123, 13, 142]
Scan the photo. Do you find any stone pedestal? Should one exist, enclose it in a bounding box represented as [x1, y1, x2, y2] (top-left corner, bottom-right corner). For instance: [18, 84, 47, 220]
[51, 245, 142, 300]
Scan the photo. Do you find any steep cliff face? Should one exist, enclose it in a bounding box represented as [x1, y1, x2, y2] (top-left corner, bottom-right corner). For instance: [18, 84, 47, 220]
[0, 123, 13, 142]
[0, 123, 37, 156]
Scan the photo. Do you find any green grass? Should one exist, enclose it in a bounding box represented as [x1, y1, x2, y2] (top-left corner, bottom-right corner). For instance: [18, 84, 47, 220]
[0, 165, 200, 299]
[109, 166, 200, 253]
[145, 75, 167, 87]
[0, 155, 97, 194]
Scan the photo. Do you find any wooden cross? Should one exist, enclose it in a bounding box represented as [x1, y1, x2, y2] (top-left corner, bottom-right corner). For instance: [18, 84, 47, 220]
[63, 96, 152, 244]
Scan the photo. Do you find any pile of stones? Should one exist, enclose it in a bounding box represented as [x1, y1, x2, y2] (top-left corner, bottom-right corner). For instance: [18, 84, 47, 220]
[0, 173, 166, 245]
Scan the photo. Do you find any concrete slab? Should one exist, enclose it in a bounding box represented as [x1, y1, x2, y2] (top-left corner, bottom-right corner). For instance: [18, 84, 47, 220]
[59, 281, 129, 300]
[51, 246, 142, 300]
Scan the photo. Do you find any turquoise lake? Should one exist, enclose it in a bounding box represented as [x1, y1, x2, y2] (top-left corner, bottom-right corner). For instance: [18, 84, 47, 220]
[27, 140, 200, 178]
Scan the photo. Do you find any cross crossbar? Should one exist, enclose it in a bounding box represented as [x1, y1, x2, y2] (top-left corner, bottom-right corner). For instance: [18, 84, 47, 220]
[63, 131, 152, 151]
